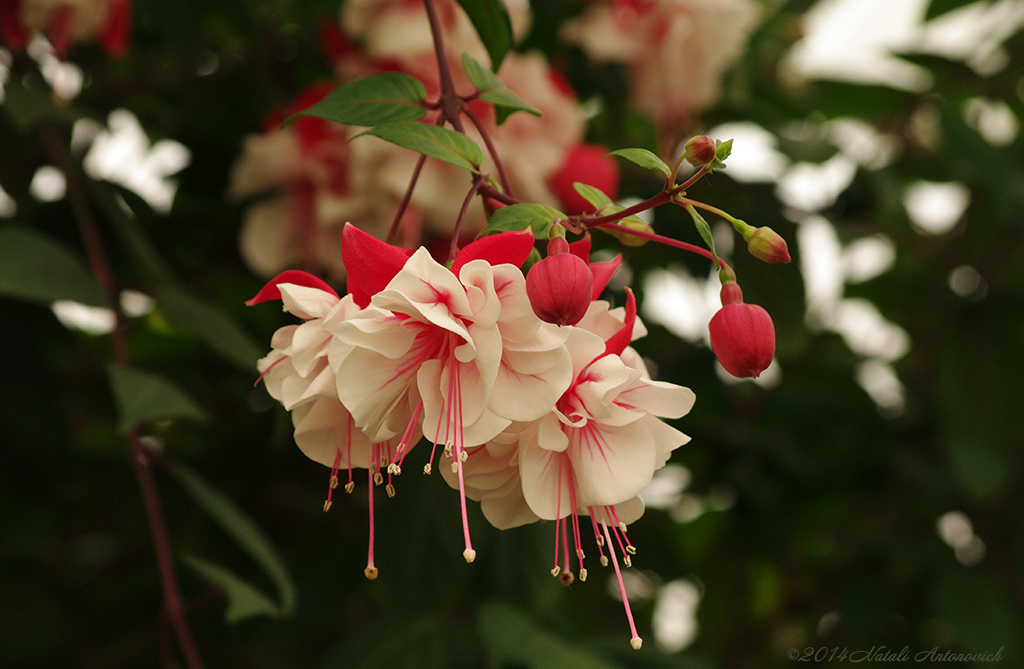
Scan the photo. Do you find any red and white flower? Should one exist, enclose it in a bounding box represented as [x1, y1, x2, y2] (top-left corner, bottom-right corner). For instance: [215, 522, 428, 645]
[329, 224, 573, 562]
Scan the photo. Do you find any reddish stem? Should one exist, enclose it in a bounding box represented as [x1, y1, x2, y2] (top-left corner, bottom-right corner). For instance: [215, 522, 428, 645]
[42, 125, 205, 669]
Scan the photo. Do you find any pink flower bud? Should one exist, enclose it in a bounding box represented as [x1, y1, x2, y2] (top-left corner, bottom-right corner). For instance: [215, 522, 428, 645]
[708, 284, 775, 378]
[683, 135, 716, 168]
[526, 251, 594, 326]
[745, 226, 791, 264]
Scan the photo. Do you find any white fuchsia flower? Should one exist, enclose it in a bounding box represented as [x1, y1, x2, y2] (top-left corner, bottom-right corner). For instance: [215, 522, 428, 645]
[561, 0, 760, 146]
[517, 292, 695, 649]
[229, 86, 394, 279]
[330, 224, 572, 562]
[249, 269, 411, 579]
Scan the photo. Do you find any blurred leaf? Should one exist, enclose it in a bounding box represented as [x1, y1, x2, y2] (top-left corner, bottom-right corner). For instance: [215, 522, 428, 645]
[456, 0, 513, 70]
[106, 364, 208, 433]
[478, 601, 623, 669]
[484, 203, 564, 237]
[155, 285, 265, 374]
[0, 224, 106, 307]
[170, 461, 297, 618]
[0, 81, 87, 130]
[462, 53, 541, 124]
[924, 0, 973, 21]
[285, 73, 427, 128]
[356, 122, 483, 170]
[606, 148, 672, 178]
[685, 204, 719, 268]
[182, 553, 282, 623]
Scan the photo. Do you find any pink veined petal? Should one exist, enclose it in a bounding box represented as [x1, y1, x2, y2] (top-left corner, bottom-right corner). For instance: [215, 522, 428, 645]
[570, 420, 657, 508]
[291, 397, 372, 469]
[450, 228, 535, 275]
[457, 260, 503, 327]
[536, 412, 570, 452]
[333, 343, 419, 442]
[374, 248, 474, 337]
[246, 269, 338, 306]
[491, 345, 572, 423]
[615, 380, 696, 420]
[642, 414, 691, 469]
[342, 222, 414, 308]
[481, 486, 542, 530]
[519, 439, 574, 521]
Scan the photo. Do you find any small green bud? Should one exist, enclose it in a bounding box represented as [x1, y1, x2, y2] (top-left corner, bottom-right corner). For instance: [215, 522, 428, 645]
[744, 226, 791, 264]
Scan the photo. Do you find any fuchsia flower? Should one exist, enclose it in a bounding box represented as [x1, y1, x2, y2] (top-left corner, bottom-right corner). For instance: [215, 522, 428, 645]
[330, 224, 573, 562]
[249, 269, 409, 579]
[250, 224, 699, 647]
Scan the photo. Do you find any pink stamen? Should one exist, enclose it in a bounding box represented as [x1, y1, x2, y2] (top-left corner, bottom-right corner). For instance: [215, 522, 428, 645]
[253, 354, 290, 387]
[365, 459, 378, 580]
[601, 521, 642, 650]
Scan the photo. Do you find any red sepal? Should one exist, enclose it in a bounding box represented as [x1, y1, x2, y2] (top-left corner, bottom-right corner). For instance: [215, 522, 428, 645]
[342, 223, 414, 308]
[590, 254, 621, 299]
[451, 229, 534, 276]
[602, 289, 636, 358]
[246, 270, 338, 306]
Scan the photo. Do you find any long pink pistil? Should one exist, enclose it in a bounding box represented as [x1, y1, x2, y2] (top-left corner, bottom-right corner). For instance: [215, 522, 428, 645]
[601, 521, 642, 650]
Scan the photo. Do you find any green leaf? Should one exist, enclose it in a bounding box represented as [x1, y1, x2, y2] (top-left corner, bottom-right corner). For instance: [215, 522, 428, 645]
[155, 285, 265, 373]
[478, 602, 623, 669]
[605, 148, 671, 178]
[170, 461, 297, 618]
[356, 122, 483, 171]
[484, 203, 565, 237]
[455, 0, 513, 71]
[712, 138, 733, 170]
[686, 204, 719, 268]
[106, 364, 208, 433]
[0, 224, 106, 307]
[573, 182, 614, 210]
[285, 73, 427, 128]
[462, 53, 541, 124]
[182, 554, 282, 623]
[924, 0, 972, 21]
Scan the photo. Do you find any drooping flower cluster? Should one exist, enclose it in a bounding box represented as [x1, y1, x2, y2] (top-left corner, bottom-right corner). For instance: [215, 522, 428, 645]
[250, 225, 695, 649]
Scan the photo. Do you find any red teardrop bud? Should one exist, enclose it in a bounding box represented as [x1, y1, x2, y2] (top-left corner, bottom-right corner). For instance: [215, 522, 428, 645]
[526, 252, 594, 326]
[709, 300, 775, 378]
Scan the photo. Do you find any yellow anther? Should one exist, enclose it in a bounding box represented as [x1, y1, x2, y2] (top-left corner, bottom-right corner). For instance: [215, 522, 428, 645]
[385, 484, 396, 498]
[450, 461, 459, 474]
[329, 475, 339, 489]
[600, 556, 609, 567]
[344, 481, 355, 494]
[550, 566, 561, 577]
[625, 545, 636, 555]
[463, 549, 477, 563]
[323, 500, 332, 512]
[423, 463, 432, 475]
[623, 555, 632, 568]
[373, 472, 383, 486]
[579, 568, 588, 582]
[630, 637, 643, 651]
